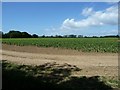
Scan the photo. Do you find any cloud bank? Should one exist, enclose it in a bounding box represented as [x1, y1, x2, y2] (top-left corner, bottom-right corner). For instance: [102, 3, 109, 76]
[61, 5, 118, 30]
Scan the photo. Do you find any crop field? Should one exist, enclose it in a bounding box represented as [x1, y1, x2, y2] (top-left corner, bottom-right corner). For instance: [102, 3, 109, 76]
[2, 38, 118, 53]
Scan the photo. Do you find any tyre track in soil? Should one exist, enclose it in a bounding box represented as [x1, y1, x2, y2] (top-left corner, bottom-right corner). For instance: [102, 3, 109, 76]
[1, 44, 118, 76]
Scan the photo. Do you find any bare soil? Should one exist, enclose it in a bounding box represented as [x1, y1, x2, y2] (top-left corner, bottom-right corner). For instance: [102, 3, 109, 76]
[1, 44, 118, 76]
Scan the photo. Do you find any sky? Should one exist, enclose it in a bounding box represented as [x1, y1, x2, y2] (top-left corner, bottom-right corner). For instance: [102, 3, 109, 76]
[2, 2, 118, 36]
[2, 0, 120, 2]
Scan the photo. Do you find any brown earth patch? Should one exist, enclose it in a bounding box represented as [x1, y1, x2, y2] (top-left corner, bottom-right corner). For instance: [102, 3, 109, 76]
[1, 44, 118, 77]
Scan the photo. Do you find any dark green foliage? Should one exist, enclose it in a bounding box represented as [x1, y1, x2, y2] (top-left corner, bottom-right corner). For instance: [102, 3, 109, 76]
[2, 30, 35, 38]
[32, 34, 39, 38]
[21, 32, 32, 38]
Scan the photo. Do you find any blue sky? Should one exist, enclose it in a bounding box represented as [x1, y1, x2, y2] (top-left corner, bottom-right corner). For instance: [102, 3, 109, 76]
[3, 2, 118, 36]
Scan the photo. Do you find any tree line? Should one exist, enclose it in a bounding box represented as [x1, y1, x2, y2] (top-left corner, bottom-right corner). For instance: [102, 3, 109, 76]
[1, 31, 38, 38]
[0, 30, 119, 38]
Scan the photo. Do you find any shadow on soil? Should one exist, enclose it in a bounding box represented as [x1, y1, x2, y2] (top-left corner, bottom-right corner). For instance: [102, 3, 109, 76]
[2, 60, 113, 90]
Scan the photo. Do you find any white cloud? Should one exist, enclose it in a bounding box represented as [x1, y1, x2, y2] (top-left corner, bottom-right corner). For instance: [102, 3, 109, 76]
[61, 5, 118, 30]
[82, 7, 94, 16]
[100, 29, 118, 34]
[44, 26, 72, 35]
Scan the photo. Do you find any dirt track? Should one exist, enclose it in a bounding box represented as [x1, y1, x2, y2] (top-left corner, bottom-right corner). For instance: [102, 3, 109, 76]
[2, 44, 118, 76]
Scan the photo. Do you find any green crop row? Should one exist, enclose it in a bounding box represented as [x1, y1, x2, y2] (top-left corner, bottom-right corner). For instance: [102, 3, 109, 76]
[2, 38, 119, 53]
